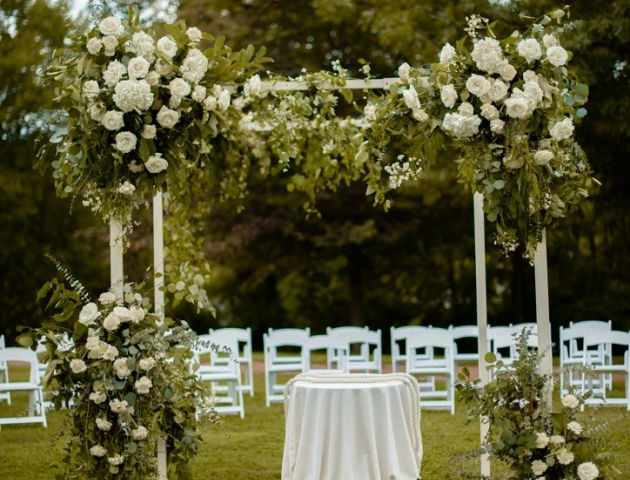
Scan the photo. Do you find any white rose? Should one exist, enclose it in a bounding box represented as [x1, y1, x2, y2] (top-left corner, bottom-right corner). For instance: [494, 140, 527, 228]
[466, 74, 491, 97]
[103, 60, 126, 87]
[203, 95, 217, 110]
[531, 459, 548, 476]
[471, 37, 504, 73]
[550, 117, 574, 141]
[556, 448, 574, 465]
[524, 82, 544, 108]
[156, 106, 180, 129]
[131, 32, 155, 61]
[440, 84, 458, 108]
[109, 399, 128, 413]
[413, 108, 429, 122]
[141, 124, 156, 140]
[505, 97, 531, 119]
[131, 426, 148, 440]
[108, 455, 124, 466]
[113, 79, 154, 112]
[490, 119, 505, 134]
[567, 421, 583, 435]
[157, 36, 178, 58]
[86, 37, 102, 55]
[145, 153, 168, 174]
[103, 313, 121, 331]
[102, 345, 118, 361]
[402, 85, 421, 111]
[218, 89, 231, 111]
[458, 102, 474, 117]
[543, 34, 557, 48]
[523, 70, 538, 83]
[192, 85, 206, 102]
[169, 96, 181, 109]
[535, 432, 550, 449]
[439, 42, 456, 66]
[98, 17, 121, 36]
[90, 445, 107, 457]
[442, 112, 481, 138]
[101, 110, 124, 131]
[488, 79, 509, 102]
[114, 132, 137, 154]
[245, 74, 263, 97]
[98, 291, 117, 305]
[398, 62, 411, 81]
[154, 60, 173, 77]
[113, 358, 132, 378]
[550, 435, 565, 444]
[127, 57, 150, 80]
[145, 71, 160, 86]
[101, 35, 119, 54]
[86, 336, 100, 351]
[577, 462, 599, 480]
[82, 80, 100, 99]
[481, 104, 499, 120]
[135, 376, 153, 394]
[138, 357, 156, 371]
[547, 45, 568, 67]
[561, 394, 579, 409]
[89, 391, 107, 404]
[533, 149, 554, 165]
[79, 302, 100, 326]
[70, 359, 87, 374]
[185, 27, 202, 43]
[96, 418, 112, 431]
[170, 78, 191, 98]
[499, 62, 517, 81]
[112, 306, 133, 322]
[88, 103, 105, 122]
[517, 38, 543, 63]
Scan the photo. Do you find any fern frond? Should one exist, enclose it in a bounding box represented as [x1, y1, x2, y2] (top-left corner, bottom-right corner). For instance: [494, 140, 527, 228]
[45, 253, 92, 304]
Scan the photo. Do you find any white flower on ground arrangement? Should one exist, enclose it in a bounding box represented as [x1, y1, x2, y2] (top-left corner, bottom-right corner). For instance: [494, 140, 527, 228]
[577, 462, 599, 480]
[102, 35, 119, 55]
[550, 117, 575, 141]
[547, 45, 569, 67]
[109, 399, 130, 414]
[562, 394, 580, 409]
[89, 391, 107, 404]
[531, 459, 548, 476]
[567, 421, 583, 435]
[156, 105, 180, 129]
[131, 426, 148, 441]
[86, 37, 102, 55]
[533, 149, 554, 165]
[98, 17, 121, 36]
[135, 376, 153, 394]
[499, 62, 517, 81]
[114, 132, 137, 154]
[157, 35, 178, 58]
[127, 57, 150, 80]
[145, 153, 168, 174]
[70, 359, 87, 374]
[557, 448, 575, 465]
[79, 302, 100, 326]
[101, 345, 119, 361]
[90, 445, 107, 457]
[103, 313, 121, 331]
[535, 431, 550, 449]
[138, 357, 156, 371]
[440, 84, 458, 108]
[108, 455, 124, 466]
[113, 358, 132, 378]
[550, 435, 565, 445]
[96, 418, 112, 431]
[101, 110, 124, 131]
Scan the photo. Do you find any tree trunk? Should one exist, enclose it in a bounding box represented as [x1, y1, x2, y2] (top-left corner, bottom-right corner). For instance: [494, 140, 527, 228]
[347, 251, 365, 327]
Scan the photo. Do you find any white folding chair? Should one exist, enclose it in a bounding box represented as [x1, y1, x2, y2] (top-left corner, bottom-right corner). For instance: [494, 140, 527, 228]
[0, 335, 9, 404]
[390, 325, 434, 373]
[302, 335, 350, 374]
[581, 330, 630, 410]
[194, 334, 244, 418]
[560, 321, 613, 395]
[327, 326, 382, 373]
[282, 373, 422, 480]
[264, 328, 310, 407]
[0, 347, 47, 429]
[406, 328, 456, 414]
[450, 325, 480, 364]
[489, 325, 538, 369]
[209, 327, 254, 396]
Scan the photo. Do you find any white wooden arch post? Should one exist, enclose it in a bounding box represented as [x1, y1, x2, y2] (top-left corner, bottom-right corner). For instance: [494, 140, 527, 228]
[143, 79, 554, 479]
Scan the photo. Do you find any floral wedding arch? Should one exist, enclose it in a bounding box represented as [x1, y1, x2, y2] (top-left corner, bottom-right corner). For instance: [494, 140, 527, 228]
[29, 6, 593, 479]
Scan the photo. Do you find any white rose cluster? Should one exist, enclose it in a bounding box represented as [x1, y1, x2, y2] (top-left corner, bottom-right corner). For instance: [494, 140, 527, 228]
[130, 31, 155, 61]
[131, 426, 148, 440]
[567, 421, 583, 435]
[96, 418, 112, 431]
[402, 85, 429, 122]
[70, 359, 87, 374]
[535, 431, 549, 449]
[90, 445, 107, 457]
[112, 80, 154, 112]
[145, 153, 168, 174]
[103, 61, 127, 87]
[180, 48, 208, 85]
[531, 459, 548, 476]
[442, 103, 482, 139]
[556, 448, 575, 465]
[79, 302, 100, 326]
[109, 398, 130, 414]
[561, 394, 580, 409]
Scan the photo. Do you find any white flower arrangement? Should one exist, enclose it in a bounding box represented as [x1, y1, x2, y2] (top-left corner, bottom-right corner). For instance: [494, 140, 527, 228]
[18, 275, 217, 480]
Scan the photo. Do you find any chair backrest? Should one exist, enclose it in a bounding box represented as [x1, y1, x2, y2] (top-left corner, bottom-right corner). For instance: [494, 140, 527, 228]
[326, 326, 369, 337]
[265, 329, 311, 350]
[302, 335, 350, 372]
[450, 325, 479, 340]
[0, 347, 40, 384]
[583, 330, 630, 349]
[406, 328, 453, 350]
[564, 320, 613, 358]
[208, 328, 251, 363]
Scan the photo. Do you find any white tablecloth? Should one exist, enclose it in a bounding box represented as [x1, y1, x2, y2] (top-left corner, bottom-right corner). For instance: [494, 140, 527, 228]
[282, 381, 421, 480]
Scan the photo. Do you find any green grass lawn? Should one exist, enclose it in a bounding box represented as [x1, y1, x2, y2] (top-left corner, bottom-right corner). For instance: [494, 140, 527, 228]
[1, 366, 629, 479]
